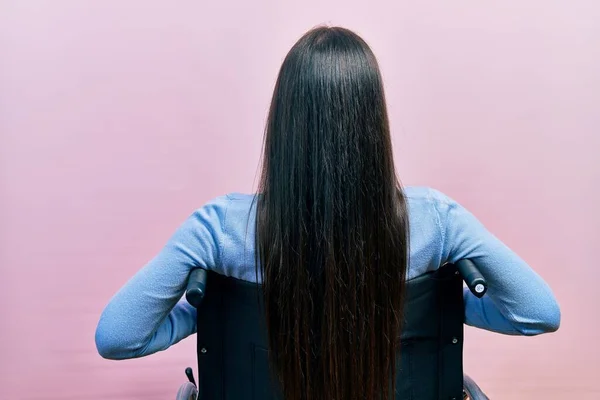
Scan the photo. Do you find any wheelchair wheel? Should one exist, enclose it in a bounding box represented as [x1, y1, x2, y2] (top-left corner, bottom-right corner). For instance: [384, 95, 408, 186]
[463, 374, 489, 400]
[176, 382, 198, 400]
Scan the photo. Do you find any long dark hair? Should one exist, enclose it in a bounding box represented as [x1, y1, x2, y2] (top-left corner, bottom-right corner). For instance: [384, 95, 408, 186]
[256, 26, 409, 400]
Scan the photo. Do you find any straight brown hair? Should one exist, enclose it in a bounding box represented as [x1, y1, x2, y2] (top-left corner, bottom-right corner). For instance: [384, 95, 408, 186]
[256, 26, 409, 400]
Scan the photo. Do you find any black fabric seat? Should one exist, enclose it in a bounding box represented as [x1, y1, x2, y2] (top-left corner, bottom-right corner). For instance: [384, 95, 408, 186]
[178, 262, 488, 399]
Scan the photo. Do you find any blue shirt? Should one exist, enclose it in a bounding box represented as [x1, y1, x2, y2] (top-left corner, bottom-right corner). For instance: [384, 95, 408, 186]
[95, 187, 561, 360]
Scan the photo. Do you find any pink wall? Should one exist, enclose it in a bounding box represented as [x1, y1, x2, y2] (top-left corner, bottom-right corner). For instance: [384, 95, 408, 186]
[1, 1, 598, 398]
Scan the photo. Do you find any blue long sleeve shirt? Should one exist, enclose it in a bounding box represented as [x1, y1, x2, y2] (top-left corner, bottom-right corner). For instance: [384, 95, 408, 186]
[95, 187, 561, 360]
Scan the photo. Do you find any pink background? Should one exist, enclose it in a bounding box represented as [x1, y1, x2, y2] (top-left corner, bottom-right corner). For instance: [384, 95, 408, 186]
[1, 1, 598, 398]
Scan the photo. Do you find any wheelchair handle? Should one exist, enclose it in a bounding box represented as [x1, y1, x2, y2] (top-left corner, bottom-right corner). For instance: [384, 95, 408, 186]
[456, 259, 487, 298]
[186, 268, 208, 308]
[185, 262, 487, 307]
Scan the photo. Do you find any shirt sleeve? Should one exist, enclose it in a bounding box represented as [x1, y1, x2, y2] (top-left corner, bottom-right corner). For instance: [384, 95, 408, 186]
[95, 196, 228, 359]
[433, 189, 561, 335]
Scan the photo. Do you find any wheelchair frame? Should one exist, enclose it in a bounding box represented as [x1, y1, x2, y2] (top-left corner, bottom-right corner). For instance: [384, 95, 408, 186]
[177, 260, 489, 400]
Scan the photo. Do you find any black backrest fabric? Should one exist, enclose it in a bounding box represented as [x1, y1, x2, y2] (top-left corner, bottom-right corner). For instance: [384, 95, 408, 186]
[195, 263, 464, 400]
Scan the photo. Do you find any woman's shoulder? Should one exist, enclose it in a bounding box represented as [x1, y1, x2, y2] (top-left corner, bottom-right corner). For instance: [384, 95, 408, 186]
[404, 186, 455, 212]
[193, 192, 256, 215]
[193, 192, 258, 231]
[224, 192, 257, 202]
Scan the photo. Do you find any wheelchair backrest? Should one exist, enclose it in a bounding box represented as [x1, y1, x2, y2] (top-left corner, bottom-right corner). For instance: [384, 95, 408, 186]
[193, 263, 465, 400]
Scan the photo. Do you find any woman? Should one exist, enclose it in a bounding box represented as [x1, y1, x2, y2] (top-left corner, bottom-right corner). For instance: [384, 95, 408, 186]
[96, 27, 560, 400]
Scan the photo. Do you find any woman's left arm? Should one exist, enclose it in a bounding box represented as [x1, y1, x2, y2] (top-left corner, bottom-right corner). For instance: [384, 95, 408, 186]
[95, 197, 227, 360]
[434, 189, 561, 336]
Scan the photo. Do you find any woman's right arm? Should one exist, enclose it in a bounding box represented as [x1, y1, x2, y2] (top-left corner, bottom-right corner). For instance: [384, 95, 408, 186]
[433, 189, 561, 335]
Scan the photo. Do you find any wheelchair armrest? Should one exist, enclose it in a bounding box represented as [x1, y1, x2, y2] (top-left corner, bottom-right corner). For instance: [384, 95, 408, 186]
[463, 374, 489, 400]
[186, 269, 208, 309]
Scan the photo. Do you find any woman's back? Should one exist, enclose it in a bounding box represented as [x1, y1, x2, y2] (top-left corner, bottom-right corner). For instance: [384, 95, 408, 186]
[209, 187, 465, 283]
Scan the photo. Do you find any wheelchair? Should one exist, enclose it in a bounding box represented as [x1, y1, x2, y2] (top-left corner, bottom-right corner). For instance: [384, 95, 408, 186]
[176, 260, 490, 400]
